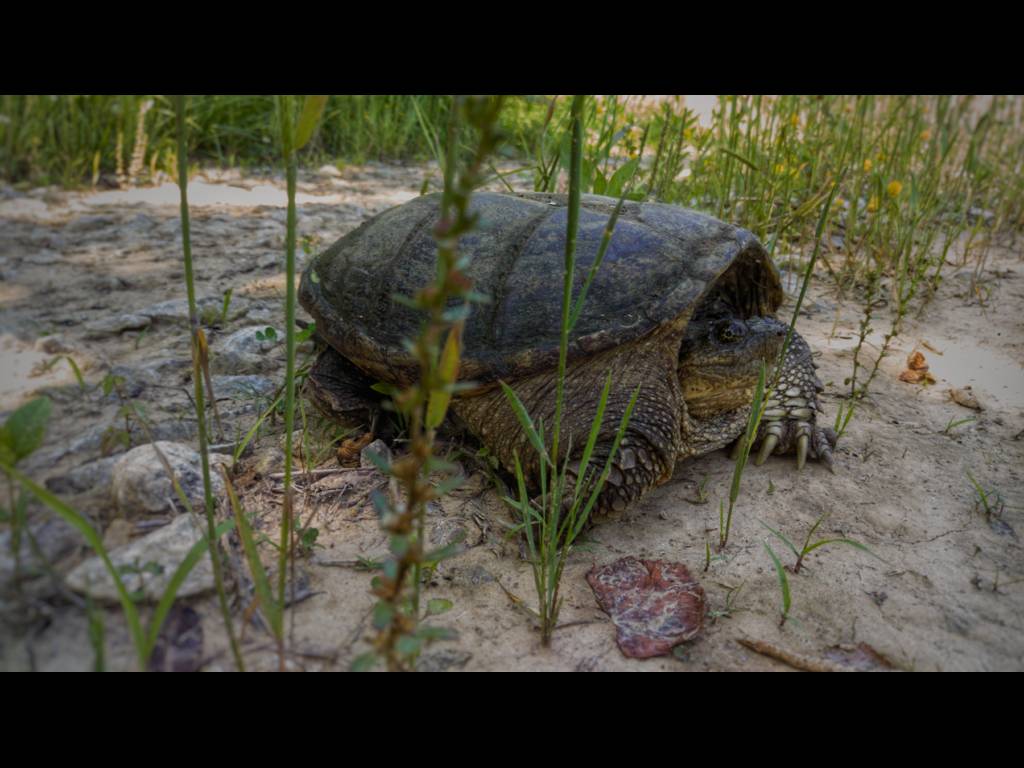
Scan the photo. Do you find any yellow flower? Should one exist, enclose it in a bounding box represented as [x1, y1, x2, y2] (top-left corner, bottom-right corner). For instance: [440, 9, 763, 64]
[863, 158, 873, 172]
[774, 163, 787, 175]
[887, 180, 903, 198]
[867, 196, 879, 213]
[833, 196, 846, 208]
[920, 129, 931, 142]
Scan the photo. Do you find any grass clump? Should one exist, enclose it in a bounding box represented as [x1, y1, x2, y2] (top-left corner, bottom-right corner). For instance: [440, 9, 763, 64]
[500, 95, 639, 646]
[760, 512, 882, 576]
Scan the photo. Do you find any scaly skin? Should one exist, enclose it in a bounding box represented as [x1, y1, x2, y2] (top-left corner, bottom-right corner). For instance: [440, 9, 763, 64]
[306, 315, 836, 517]
[752, 330, 837, 472]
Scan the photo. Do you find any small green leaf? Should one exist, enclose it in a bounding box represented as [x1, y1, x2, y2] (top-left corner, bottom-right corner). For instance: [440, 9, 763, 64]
[426, 598, 453, 616]
[0, 397, 52, 463]
[422, 456, 460, 474]
[363, 450, 393, 475]
[351, 651, 379, 672]
[423, 534, 465, 565]
[310, 269, 320, 284]
[390, 534, 410, 557]
[427, 325, 462, 429]
[372, 601, 394, 630]
[606, 158, 640, 197]
[370, 489, 392, 520]
[395, 634, 421, 656]
[432, 475, 465, 496]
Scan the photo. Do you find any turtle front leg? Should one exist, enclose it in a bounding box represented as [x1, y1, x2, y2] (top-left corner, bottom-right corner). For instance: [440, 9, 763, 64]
[753, 330, 837, 471]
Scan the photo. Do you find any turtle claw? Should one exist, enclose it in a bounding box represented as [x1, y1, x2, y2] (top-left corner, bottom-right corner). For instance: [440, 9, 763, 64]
[812, 425, 838, 473]
[796, 434, 808, 471]
[755, 434, 778, 466]
[753, 419, 837, 473]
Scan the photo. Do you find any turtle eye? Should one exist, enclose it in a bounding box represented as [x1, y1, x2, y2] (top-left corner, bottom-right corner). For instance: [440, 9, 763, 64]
[716, 320, 747, 343]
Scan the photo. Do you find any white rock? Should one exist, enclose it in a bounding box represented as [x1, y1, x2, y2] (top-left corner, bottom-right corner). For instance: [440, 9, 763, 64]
[85, 313, 151, 336]
[111, 441, 229, 517]
[211, 325, 282, 375]
[64, 514, 217, 603]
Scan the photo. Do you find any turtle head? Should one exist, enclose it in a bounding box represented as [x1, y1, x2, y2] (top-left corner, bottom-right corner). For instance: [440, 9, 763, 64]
[677, 315, 788, 419]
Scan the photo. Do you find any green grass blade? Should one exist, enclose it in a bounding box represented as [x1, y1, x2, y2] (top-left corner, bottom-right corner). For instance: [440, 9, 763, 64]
[294, 96, 329, 150]
[499, 381, 551, 464]
[763, 541, 791, 624]
[803, 537, 884, 562]
[758, 520, 800, 559]
[222, 466, 282, 638]
[571, 371, 612, 507]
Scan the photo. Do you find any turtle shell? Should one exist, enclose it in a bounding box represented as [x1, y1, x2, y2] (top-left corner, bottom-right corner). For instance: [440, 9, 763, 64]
[299, 192, 783, 386]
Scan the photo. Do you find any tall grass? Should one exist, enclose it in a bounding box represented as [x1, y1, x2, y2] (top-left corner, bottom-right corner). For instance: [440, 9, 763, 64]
[174, 95, 244, 671]
[501, 95, 639, 646]
[0, 95, 551, 187]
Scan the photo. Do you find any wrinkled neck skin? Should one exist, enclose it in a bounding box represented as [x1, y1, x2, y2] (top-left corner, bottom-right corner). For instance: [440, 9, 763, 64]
[677, 315, 790, 458]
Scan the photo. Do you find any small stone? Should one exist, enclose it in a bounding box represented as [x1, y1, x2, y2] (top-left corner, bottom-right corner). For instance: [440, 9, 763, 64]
[45, 455, 120, 495]
[417, 649, 472, 672]
[0, 517, 81, 585]
[360, 439, 392, 469]
[429, 518, 468, 550]
[85, 313, 150, 336]
[35, 334, 72, 355]
[124, 213, 156, 234]
[211, 325, 282, 375]
[211, 375, 276, 400]
[65, 514, 216, 603]
[111, 441, 228, 517]
[136, 296, 222, 324]
[112, 358, 191, 390]
[244, 305, 277, 324]
[23, 249, 61, 265]
[949, 386, 984, 411]
[68, 214, 117, 233]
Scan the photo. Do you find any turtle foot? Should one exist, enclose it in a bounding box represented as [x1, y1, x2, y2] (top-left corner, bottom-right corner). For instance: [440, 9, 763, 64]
[753, 411, 837, 472]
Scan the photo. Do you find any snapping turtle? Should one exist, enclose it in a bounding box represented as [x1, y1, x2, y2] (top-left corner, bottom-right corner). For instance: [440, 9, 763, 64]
[299, 192, 836, 515]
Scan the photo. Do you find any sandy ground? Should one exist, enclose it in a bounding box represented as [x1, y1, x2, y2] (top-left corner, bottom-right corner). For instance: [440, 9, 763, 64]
[1, 163, 1022, 672]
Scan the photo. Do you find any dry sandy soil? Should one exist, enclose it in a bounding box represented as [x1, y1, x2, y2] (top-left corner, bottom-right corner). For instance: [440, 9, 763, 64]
[1, 163, 1022, 672]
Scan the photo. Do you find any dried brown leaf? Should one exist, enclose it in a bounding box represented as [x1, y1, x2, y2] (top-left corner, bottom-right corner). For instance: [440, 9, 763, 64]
[907, 350, 928, 370]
